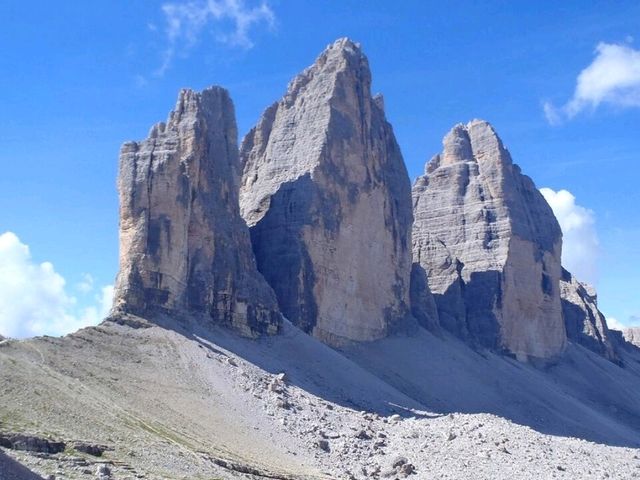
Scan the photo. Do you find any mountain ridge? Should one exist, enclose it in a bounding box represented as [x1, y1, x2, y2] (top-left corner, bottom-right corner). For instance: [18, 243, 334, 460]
[2, 37, 640, 480]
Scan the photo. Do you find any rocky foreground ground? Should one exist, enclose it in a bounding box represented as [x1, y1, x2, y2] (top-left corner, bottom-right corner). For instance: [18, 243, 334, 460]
[1, 317, 639, 479]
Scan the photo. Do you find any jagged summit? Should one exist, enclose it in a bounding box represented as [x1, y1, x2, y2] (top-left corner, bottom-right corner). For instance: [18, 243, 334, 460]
[113, 85, 281, 337]
[3, 37, 640, 480]
[428, 120, 510, 171]
[412, 120, 566, 362]
[240, 39, 422, 345]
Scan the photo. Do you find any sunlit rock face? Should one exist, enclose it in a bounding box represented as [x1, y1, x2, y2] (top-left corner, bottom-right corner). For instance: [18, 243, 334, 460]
[412, 120, 566, 362]
[560, 268, 619, 363]
[240, 38, 421, 345]
[113, 87, 281, 337]
[623, 327, 640, 348]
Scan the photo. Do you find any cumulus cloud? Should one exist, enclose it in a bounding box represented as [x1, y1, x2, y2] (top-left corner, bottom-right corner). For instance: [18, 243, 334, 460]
[157, 0, 275, 75]
[540, 188, 599, 284]
[544, 42, 640, 124]
[0, 232, 113, 339]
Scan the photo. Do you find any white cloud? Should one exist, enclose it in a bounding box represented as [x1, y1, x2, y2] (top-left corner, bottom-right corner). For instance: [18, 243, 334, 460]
[544, 42, 640, 124]
[0, 232, 113, 339]
[540, 188, 599, 284]
[157, 0, 275, 75]
[76, 273, 94, 293]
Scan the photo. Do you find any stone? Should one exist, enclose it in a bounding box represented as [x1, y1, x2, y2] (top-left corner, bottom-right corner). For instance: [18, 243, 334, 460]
[95, 464, 111, 478]
[72, 442, 108, 457]
[316, 439, 330, 452]
[392, 456, 408, 468]
[240, 38, 416, 345]
[0, 433, 65, 454]
[412, 120, 566, 361]
[112, 86, 281, 337]
[560, 268, 619, 362]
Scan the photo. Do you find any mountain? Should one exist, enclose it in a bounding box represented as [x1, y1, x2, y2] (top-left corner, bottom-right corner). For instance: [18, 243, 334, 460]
[2, 39, 640, 480]
[239, 38, 421, 346]
[411, 120, 566, 362]
[113, 87, 281, 337]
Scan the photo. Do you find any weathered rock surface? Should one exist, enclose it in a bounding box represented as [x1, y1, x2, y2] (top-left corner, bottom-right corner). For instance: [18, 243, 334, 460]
[623, 327, 640, 348]
[240, 38, 419, 345]
[112, 86, 281, 337]
[0, 434, 65, 454]
[560, 268, 619, 362]
[412, 120, 566, 361]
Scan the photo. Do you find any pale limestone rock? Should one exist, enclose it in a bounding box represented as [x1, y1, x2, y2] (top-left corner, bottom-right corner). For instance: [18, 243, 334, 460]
[623, 327, 640, 348]
[412, 120, 566, 361]
[240, 38, 420, 345]
[560, 268, 618, 362]
[113, 86, 281, 336]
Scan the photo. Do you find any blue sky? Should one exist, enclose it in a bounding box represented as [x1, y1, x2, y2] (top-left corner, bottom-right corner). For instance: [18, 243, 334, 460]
[1, 0, 639, 336]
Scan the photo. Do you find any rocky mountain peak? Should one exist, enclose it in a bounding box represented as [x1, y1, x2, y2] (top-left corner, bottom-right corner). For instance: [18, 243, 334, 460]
[439, 120, 510, 168]
[412, 120, 566, 362]
[112, 86, 281, 337]
[240, 39, 421, 345]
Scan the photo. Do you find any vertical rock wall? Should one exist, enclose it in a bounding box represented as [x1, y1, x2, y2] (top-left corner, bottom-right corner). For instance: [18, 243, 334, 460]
[113, 87, 281, 336]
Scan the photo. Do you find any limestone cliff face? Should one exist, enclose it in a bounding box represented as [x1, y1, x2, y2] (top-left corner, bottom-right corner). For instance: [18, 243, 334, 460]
[623, 328, 640, 348]
[113, 87, 281, 336]
[240, 38, 420, 345]
[560, 269, 618, 362]
[412, 120, 566, 361]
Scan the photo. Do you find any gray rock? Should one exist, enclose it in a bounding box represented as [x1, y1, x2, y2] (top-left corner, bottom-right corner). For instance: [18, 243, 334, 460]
[316, 439, 330, 452]
[72, 442, 109, 457]
[95, 464, 111, 478]
[623, 327, 640, 348]
[412, 120, 566, 361]
[0, 433, 65, 454]
[112, 86, 281, 337]
[240, 38, 416, 345]
[560, 268, 619, 362]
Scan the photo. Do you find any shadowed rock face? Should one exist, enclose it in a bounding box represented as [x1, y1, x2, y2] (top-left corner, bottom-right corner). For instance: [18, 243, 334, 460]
[560, 268, 619, 363]
[412, 120, 566, 362]
[240, 38, 419, 345]
[113, 86, 281, 337]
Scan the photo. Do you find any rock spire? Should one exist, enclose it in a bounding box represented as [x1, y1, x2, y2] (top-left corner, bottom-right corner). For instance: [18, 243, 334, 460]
[412, 120, 566, 361]
[113, 86, 281, 336]
[240, 38, 421, 345]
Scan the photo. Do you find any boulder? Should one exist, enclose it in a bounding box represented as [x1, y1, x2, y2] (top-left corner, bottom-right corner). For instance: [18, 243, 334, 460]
[412, 120, 566, 361]
[112, 87, 281, 337]
[240, 38, 420, 345]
